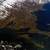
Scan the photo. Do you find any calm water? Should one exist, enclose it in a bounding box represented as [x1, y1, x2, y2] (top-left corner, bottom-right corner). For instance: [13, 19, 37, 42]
[0, 28, 49, 49]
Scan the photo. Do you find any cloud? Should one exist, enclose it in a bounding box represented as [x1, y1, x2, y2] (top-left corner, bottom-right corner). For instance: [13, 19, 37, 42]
[2, 0, 25, 8]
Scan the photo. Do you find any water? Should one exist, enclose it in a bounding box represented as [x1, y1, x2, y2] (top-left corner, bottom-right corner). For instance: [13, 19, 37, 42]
[32, 33, 49, 49]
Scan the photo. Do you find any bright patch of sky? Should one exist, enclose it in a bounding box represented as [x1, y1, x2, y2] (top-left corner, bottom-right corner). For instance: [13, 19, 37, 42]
[1, 0, 50, 8]
[2, 0, 25, 8]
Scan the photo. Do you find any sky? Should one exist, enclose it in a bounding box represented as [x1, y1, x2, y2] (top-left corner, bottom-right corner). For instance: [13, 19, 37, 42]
[0, 0, 26, 19]
[34, 0, 50, 4]
[0, 0, 50, 19]
[1, 0, 50, 8]
[2, 0, 25, 8]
